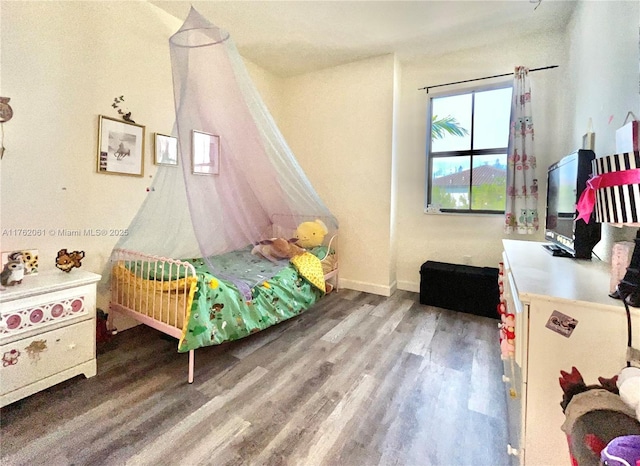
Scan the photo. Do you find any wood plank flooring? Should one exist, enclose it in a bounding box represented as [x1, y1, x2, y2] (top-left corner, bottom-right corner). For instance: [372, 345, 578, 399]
[0, 290, 509, 466]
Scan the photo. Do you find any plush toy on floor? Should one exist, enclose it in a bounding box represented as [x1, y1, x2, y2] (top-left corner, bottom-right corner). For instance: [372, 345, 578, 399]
[96, 309, 115, 344]
[600, 435, 640, 466]
[559, 366, 640, 466]
[617, 366, 640, 422]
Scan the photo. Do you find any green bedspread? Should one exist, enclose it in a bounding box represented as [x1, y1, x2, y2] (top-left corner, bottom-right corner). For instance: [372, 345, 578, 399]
[176, 248, 324, 352]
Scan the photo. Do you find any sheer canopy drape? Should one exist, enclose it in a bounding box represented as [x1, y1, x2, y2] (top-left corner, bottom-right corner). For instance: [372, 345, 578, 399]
[107, 7, 337, 298]
[504, 66, 538, 234]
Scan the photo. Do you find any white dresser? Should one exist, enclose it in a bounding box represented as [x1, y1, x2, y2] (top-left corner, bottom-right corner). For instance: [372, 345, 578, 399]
[501, 239, 640, 466]
[0, 270, 101, 407]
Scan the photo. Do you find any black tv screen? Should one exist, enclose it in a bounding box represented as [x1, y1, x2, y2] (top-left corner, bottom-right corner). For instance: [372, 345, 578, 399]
[544, 149, 601, 259]
[546, 155, 579, 238]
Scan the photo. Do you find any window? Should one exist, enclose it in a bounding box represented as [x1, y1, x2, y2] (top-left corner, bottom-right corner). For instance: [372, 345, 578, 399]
[426, 85, 512, 213]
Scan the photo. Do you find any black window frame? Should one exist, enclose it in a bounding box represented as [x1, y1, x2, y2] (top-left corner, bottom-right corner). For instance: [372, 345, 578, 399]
[426, 83, 513, 214]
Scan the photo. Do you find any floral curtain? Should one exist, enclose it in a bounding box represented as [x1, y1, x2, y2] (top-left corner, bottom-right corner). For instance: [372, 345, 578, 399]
[504, 66, 538, 234]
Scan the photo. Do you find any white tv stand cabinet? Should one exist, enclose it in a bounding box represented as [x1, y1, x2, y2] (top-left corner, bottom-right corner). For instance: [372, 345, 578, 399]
[501, 239, 640, 466]
[0, 270, 101, 407]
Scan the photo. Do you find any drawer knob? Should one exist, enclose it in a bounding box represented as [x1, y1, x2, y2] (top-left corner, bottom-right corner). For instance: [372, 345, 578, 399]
[68, 343, 76, 350]
[507, 444, 519, 456]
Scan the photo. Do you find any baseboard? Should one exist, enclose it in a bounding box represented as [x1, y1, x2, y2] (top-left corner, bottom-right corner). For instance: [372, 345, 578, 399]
[339, 278, 397, 297]
[397, 280, 420, 293]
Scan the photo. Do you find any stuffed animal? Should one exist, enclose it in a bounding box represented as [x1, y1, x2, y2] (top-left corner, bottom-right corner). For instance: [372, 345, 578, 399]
[4, 250, 38, 275]
[96, 309, 115, 344]
[559, 366, 640, 466]
[1, 254, 24, 286]
[295, 219, 328, 249]
[55, 249, 84, 272]
[498, 311, 515, 358]
[252, 238, 306, 263]
[617, 366, 640, 422]
[499, 330, 515, 358]
[600, 435, 640, 466]
[500, 335, 515, 355]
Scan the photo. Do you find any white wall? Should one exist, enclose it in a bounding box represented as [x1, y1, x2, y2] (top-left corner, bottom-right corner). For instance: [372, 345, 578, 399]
[245, 61, 286, 124]
[280, 54, 398, 295]
[564, 0, 639, 157]
[562, 0, 640, 261]
[395, 31, 566, 292]
[0, 1, 181, 322]
[389, 56, 402, 289]
[279, 1, 639, 294]
[0, 1, 285, 323]
[3, 1, 637, 304]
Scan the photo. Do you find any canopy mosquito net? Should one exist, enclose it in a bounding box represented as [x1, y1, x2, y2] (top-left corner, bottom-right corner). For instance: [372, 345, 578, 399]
[111, 7, 337, 298]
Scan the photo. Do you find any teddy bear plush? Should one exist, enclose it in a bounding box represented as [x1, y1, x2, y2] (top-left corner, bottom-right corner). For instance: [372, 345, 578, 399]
[251, 238, 306, 263]
[295, 219, 328, 249]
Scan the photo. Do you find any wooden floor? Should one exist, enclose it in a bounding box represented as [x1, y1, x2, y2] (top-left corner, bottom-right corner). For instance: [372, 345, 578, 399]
[0, 290, 509, 466]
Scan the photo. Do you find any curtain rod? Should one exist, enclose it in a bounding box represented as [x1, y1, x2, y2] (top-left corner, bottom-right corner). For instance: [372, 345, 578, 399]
[418, 65, 559, 93]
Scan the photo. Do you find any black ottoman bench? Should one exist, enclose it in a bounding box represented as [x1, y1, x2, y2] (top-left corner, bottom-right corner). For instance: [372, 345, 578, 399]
[419, 261, 499, 319]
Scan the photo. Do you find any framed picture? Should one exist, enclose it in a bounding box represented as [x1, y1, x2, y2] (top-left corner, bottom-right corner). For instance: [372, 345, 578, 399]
[191, 130, 220, 175]
[97, 115, 145, 176]
[154, 133, 178, 166]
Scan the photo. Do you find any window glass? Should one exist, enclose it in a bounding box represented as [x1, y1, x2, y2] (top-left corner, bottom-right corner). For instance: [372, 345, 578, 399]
[431, 156, 471, 209]
[431, 94, 471, 152]
[426, 85, 512, 213]
[473, 88, 512, 150]
[470, 154, 507, 210]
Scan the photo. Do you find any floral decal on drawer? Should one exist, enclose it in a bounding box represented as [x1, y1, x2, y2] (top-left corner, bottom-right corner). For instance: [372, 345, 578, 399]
[2, 349, 20, 367]
[0, 296, 86, 336]
[25, 340, 47, 362]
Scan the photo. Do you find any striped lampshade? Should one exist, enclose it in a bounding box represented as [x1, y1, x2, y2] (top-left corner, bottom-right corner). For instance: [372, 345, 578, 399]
[592, 151, 640, 224]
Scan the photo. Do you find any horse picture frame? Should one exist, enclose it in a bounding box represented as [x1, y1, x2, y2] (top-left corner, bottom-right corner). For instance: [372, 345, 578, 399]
[97, 115, 145, 176]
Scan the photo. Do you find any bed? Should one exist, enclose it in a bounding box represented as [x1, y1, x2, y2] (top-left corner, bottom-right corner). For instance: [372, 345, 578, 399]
[109, 234, 338, 383]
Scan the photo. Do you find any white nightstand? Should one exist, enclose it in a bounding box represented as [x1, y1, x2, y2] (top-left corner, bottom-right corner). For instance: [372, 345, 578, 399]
[0, 269, 101, 407]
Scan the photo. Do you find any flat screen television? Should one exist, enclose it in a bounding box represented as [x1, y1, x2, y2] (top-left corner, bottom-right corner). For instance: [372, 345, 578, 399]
[544, 149, 601, 259]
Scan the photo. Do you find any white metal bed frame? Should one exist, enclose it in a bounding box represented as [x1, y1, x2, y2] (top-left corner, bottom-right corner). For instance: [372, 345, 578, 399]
[109, 235, 338, 384]
[110, 249, 198, 383]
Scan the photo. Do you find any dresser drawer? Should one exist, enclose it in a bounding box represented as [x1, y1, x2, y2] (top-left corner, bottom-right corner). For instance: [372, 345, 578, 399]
[1, 319, 95, 395]
[1, 282, 96, 344]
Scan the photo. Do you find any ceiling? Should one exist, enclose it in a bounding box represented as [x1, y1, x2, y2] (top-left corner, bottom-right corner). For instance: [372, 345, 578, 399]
[151, 0, 577, 78]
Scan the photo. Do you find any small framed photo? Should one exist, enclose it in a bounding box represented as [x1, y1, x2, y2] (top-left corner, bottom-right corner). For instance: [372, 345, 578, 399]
[97, 115, 145, 177]
[154, 133, 178, 166]
[192, 130, 220, 175]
